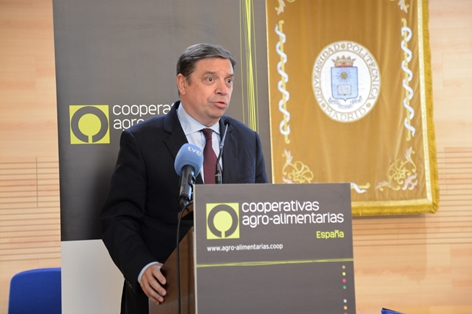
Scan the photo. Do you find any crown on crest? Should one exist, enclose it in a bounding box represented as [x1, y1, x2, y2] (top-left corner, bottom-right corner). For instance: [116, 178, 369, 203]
[332, 56, 355, 67]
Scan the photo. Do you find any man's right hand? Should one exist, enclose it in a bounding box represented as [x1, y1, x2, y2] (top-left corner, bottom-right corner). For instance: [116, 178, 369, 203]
[140, 263, 167, 305]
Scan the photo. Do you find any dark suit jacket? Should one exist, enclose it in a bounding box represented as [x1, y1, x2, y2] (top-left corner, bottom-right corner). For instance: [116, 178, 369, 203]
[100, 101, 268, 313]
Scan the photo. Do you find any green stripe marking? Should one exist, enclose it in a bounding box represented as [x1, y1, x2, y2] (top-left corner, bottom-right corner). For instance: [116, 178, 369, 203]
[196, 258, 353, 268]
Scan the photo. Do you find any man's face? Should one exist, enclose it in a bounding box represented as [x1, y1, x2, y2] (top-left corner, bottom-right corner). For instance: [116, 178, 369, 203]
[177, 57, 234, 126]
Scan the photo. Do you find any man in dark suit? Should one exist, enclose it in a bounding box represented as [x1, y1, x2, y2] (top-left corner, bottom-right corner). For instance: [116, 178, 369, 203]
[100, 43, 268, 313]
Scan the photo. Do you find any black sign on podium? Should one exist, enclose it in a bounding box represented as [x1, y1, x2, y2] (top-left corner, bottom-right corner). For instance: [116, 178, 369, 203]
[152, 183, 356, 314]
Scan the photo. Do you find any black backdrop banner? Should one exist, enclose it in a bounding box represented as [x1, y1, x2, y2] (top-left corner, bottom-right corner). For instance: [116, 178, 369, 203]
[54, 0, 271, 242]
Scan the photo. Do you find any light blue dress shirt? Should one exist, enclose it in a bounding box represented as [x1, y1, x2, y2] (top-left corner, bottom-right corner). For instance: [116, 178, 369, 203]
[176, 103, 221, 182]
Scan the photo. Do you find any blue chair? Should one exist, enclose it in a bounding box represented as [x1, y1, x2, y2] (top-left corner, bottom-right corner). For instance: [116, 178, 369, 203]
[8, 268, 61, 314]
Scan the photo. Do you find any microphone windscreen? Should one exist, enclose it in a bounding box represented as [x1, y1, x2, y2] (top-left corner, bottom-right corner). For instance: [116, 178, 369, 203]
[174, 143, 203, 176]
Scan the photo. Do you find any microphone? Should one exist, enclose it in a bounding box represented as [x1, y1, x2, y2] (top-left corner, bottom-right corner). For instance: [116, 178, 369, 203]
[173, 144, 203, 314]
[174, 143, 203, 209]
[215, 120, 230, 184]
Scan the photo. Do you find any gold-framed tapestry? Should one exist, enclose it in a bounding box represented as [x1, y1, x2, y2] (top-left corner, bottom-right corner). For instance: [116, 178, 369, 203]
[266, 0, 439, 216]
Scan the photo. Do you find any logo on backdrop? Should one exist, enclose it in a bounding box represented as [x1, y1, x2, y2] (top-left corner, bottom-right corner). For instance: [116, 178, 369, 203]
[69, 105, 110, 144]
[206, 203, 240, 240]
[312, 41, 381, 123]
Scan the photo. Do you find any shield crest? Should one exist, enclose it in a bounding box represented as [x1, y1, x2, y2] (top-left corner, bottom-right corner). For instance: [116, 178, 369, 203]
[331, 63, 358, 101]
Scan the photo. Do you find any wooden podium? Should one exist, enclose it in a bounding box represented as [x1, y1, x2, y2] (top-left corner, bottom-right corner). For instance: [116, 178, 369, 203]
[150, 183, 356, 314]
[149, 228, 195, 314]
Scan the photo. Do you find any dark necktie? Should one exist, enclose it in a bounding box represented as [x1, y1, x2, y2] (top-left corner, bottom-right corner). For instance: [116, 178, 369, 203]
[202, 128, 217, 184]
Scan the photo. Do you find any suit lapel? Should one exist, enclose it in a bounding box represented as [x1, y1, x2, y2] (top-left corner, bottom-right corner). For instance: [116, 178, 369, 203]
[163, 102, 186, 158]
[164, 101, 204, 184]
[221, 119, 238, 183]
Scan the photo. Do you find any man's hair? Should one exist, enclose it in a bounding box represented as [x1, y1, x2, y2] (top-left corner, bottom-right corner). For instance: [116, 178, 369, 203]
[176, 43, 236, 81]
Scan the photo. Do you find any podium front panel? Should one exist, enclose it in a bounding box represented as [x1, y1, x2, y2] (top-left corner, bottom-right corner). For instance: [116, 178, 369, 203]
[193, 183, 356, 313]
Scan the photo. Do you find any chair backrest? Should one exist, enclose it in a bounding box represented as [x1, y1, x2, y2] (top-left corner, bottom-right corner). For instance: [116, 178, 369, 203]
[8, 268, 62, 314]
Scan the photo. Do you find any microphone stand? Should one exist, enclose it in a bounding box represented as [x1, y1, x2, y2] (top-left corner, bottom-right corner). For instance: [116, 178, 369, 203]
[215, 121, 229, 184]
[176, 172, 196, 314]
[176, 198, 192, 314]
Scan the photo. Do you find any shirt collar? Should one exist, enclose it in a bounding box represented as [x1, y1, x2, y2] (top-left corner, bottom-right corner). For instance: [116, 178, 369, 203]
[177, 103, 220, 135]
